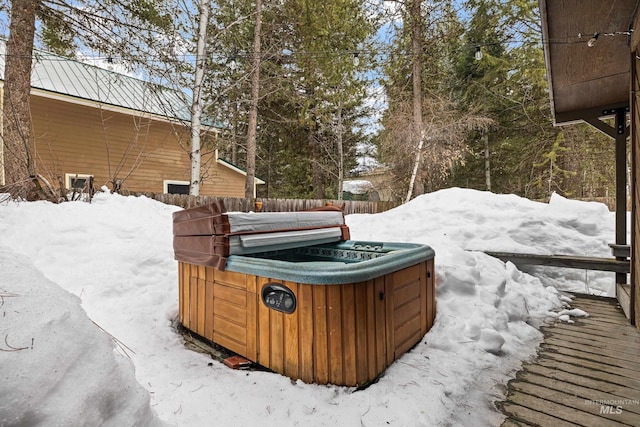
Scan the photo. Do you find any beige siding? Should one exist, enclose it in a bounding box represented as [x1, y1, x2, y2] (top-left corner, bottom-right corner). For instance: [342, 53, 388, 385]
[29, 95, 247, 197]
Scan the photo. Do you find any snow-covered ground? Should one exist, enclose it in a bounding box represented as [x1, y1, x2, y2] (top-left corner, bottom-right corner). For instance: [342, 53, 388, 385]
[0, 188, 616, 426]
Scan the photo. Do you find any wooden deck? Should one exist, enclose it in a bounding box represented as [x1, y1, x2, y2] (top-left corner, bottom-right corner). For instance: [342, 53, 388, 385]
[498, 294, 640, 426]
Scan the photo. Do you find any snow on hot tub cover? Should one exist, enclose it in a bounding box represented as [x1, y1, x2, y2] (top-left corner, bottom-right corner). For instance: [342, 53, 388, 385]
[172, 200, 350, 270]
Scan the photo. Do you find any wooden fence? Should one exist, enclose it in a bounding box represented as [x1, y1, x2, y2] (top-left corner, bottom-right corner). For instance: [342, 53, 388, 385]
[131, 192, 400, 215]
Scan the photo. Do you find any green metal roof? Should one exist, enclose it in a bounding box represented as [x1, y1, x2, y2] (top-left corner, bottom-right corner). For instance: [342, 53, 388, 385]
[0, 39, 193, 122]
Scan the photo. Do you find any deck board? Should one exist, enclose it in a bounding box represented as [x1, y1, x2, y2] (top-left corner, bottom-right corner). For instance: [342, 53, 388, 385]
[499, 294, 640, 426]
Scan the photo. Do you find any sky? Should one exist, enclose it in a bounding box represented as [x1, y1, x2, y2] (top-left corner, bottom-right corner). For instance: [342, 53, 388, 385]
[0, 187, 616, 426]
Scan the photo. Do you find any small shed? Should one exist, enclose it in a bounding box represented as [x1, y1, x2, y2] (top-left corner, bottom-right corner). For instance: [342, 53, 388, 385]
[539, 0, 639, 329]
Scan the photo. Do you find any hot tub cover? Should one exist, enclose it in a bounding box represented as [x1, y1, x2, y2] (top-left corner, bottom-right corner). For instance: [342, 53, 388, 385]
[173, 201, 350, 269]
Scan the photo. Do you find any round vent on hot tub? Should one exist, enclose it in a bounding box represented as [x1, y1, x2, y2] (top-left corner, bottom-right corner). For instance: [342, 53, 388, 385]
[261, 283, 296, 314]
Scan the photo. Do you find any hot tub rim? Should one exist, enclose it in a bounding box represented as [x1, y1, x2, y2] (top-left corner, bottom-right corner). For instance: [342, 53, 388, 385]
[223, 240, 435, 285]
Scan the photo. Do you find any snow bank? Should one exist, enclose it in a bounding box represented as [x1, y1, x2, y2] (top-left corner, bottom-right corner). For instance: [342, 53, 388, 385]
[0, 187, 617, 426]
[0, 249, 163, 427]
[347, 187, 618, 295]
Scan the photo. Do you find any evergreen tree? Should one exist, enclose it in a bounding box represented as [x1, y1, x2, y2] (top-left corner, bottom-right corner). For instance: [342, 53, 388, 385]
[210, 0, 376, 199]
[450, 0, 559, 199]
[377, 0, 488, 200]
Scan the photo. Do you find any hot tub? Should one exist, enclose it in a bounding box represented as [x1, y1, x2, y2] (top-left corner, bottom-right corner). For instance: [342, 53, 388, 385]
[174, 204, 435, 387]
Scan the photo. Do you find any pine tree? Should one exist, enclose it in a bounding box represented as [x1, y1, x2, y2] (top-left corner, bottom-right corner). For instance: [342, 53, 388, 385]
[209, 0, 376, 199]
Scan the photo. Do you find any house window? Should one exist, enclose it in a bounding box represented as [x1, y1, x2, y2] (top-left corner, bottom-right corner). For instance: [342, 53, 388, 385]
[164, 180, 190, 195]
[65, 173, 93, 191]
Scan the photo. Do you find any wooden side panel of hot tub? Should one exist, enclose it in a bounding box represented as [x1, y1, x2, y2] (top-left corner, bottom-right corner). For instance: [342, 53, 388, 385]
[178, 262, 258, 360]
[178, 258, 435, 387]
[253, 258, 435, 386]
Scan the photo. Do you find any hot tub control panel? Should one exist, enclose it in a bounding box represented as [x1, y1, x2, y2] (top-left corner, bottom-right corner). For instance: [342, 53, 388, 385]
[262, 284, 296, 314]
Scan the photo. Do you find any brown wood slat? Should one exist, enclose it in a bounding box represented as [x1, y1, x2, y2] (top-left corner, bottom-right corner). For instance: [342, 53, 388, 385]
[354, 281, 370, 386]
[500, 402, 577, 427]
[542, 352, 640, 382]
[553, 321, 640, 343]
[519, 364, 640, 414]
[384, 275, 394, 366]
[270, 308, 284, 374]
[500, 295, 640, 426]
[525, 361, 640, 401]
[569, 305, 627, 320]
[570, 308, 627, 322]
[542, 343, 640, 374]
[327, 285, 344, 384]
[313, 285, 329, 384]
[572, 314, 640, 333]
[394, 317, 422, 356]
[568, 300, 625, 313]
[245, 276, 258, 361]
[427, 259, 436, 329]
[284, 282, 300, 379]
[419, 260, 428, 333]
[341, 283, 357, 386]
[545, 328, 640, 357]
[569, 300, 625, 316]
[297, 283, 314, 383]
[197, 267, 206, 334]
[519, 371, 640, 417]
[505, 390, 622, 427]
[214, 269, 247, 289]
[212, 298, 247, 327]
[213, 315, 247, 344]
[550, 321, 640, 345]
[393, 278, 421, 309]
[189, 276, 198, 331]
[394, 295, 421, 329]
[373, 277, 387, 375]
[581, 303, 626, 320]
[508, 381, 633, 427]
[544, 336, 640, 365]
[214, 283, 247, 306]
[365, 279, 378, 380]
[536, 357, 640, 392]
[204, 279, 214, 341]
[178, 262, 184, 324]
[574, 314, 631, 327]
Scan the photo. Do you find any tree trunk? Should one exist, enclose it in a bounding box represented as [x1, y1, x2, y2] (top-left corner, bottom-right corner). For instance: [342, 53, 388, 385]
[2, 0, 38, 198]
[231, 101, 239, 165]
[244, 0, 262, 199]
[189, 0, 210, 196]
[483, 132, 491, 191]
[310, 129, 324, 199]
[405, 0, 424, 204]
[336, 100, 344, 201]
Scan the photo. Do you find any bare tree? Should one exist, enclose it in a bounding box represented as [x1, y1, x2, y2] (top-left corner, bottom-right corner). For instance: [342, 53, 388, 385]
[381, 96, 491, 198]
[244, 0, 262, 199]
[406, 0, 424, 204]
[189, 0, 211, 197]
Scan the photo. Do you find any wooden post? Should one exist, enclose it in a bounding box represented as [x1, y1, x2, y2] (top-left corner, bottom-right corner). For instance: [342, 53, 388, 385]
[615, 109, 628, 287]
[632, 51, 640, 329]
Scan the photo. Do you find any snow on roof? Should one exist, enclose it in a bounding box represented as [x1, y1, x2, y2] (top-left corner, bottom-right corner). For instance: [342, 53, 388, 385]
[0, 39, 192, 122]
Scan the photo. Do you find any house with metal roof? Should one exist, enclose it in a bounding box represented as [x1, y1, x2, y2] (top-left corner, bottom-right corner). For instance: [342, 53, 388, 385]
[0, 40, 262, 197]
